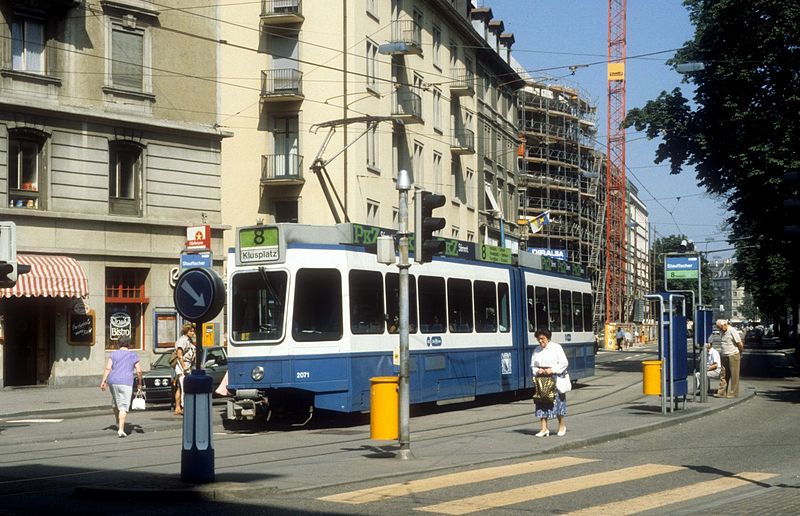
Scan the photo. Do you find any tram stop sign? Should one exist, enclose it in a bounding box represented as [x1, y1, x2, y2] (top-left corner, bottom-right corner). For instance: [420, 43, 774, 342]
[174, 267, 225, 323]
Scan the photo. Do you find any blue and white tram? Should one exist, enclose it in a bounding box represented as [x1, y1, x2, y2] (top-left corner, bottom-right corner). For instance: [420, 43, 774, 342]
[225, 223, 594, 422]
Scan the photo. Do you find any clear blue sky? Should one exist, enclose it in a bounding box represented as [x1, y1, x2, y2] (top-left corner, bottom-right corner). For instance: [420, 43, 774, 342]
[485, 0, 733, 258]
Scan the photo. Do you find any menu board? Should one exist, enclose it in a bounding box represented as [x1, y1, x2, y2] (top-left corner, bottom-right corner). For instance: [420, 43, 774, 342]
[68, 310, 95, 345]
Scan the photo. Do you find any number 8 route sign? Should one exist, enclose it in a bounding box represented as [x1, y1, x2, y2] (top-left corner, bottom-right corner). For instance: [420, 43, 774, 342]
[173, 267, 226, 323]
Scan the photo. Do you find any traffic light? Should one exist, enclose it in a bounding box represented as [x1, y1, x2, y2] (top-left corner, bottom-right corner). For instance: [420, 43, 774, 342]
[414, 190, 446, 263]
[0, 221, 30, 288]
[0, 261, 30, 289]
[784, 171, 800, 239]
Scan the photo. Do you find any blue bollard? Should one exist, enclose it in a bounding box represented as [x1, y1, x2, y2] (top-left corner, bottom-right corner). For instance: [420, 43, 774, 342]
[181, 369, 215, 484]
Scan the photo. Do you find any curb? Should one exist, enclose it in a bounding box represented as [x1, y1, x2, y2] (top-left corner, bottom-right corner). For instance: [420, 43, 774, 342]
[72, 388, 755, 501]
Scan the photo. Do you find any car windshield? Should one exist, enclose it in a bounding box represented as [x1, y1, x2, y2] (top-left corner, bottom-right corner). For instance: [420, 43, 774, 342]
[153, 353, 173, 368]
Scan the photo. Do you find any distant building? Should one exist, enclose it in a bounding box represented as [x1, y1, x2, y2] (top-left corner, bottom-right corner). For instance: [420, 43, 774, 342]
[709, 259, 746, 322]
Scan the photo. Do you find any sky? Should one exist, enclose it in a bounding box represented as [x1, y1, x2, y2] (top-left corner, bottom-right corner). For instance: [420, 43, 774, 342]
[484, 0, 733, 259]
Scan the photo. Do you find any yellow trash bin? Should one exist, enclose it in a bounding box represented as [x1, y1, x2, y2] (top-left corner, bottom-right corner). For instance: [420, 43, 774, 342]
[642, 360, 662, 396]
[370, 376, 399, 440]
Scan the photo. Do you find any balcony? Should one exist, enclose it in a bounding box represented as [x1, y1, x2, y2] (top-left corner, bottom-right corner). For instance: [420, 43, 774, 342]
[380, 19, 422, 55]
[449, 67, 474, 96]
[261, 154, 305, 185]
[260, 69, 303, 102]
[392, 90, 423, 124]
[260, 0, 303, 25]
[451, 128, 475, 155]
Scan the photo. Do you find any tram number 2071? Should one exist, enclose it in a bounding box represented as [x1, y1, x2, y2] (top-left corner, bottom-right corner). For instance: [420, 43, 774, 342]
[296, 371, 311, 379]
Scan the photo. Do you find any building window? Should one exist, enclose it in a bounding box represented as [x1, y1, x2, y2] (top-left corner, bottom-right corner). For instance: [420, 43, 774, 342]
[111, 23, 144, 91]
[433, 152, 442, 195]
[8, 130, 47, 210]
[11, 17, 45, 73]
[413, 141, 424, 186]
[366, 0, 378, 19]
[432, 24, 442, 69]
[392, 207, 399, 229]
[275, 199, 298, 222]
[452, 160, 466, 204]
[433, 88, 443, 133]
[109, 141, 143, 216]
[451, 226, 460, 239]
[467, 230, 475, 242]
[366, 122, 379, 172]
[366, 39, 378, 92]
[466, 168, 475, 208]
[366, 199, 379, 226]
[105, 268, 149, 351]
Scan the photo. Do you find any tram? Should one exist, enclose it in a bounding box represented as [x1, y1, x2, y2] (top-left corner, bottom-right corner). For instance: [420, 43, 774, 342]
[224, 223, 594, 423]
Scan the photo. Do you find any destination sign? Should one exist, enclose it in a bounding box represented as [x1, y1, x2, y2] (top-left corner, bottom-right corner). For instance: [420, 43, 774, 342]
[238, 226, 280, 264]
[665, 256, 699, 279]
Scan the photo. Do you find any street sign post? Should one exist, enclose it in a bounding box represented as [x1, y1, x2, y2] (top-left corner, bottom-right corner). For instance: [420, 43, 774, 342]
[173, 267, 225, 484]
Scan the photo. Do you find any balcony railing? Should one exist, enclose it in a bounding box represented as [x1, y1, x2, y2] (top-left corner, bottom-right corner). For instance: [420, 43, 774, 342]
[385, 19, 422, 55]
[449, 67, 474, 96]
[261, 154, 304, 184]
[260, 0, 303, 24]
[451, 128, 475, 154]
[261, 68, 303, 101]
[392, 89, 423, 123]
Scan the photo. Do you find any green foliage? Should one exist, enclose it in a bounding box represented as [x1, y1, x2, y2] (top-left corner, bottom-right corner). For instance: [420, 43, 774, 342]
[626, 0, 800, 320]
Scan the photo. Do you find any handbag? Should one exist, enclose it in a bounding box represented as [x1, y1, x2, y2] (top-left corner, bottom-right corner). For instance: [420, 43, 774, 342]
[556, 372, 572, 393]
[131, 388, 146, 411]
[532, 375, 556, 404]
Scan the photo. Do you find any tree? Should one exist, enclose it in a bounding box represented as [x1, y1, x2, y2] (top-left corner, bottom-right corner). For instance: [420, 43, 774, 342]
[625, 0, 800, 339]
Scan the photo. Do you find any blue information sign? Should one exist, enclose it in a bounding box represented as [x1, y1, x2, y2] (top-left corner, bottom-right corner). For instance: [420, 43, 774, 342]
[173, 268, 225, 323]
[180, 252, 212, 270]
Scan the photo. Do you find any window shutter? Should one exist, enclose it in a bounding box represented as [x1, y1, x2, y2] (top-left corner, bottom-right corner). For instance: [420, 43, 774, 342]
[112, 28, 143, 90]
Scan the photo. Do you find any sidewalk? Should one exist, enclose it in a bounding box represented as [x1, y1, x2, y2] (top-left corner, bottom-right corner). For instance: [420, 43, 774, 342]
[0, 384, 109, 418]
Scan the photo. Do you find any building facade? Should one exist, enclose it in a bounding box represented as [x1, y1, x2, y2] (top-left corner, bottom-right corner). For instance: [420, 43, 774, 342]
[625, 182, 649, 321]
[218, 0, 523, 251]
[0, 0, 225, 387]
[710, 258, 746, 323]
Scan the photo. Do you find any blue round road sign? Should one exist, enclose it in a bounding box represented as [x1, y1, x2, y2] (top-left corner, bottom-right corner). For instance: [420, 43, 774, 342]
[174, 267, 225, 323]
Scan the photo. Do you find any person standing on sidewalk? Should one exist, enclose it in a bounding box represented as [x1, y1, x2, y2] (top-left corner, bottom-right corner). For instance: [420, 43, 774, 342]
[174, 323, 196, 415]
[715, 319, 743, 398]
[615, 327, 625, 351]
[100, 335, 143, 438]
[531, 328, 569, 437]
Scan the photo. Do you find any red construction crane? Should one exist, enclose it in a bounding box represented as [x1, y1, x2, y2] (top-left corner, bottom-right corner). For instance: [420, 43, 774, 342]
[605, 0, 627, 324]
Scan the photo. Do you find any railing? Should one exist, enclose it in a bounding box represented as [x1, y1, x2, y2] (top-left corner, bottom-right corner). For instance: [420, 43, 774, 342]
[392, 89, 422, 120]
[451, 128, 475, 152]
[261, 68, 303, 98]
[261, 0, 302, 17]
[261, 154, 304, 182]
[391, 19, 422, 49]
[450, 67, 474, 94]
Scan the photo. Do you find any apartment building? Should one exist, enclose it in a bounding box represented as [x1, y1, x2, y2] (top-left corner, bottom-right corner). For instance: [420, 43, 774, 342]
[625, 183, 650, 320]
[0, 1, 225, 387]
[219, 0, 524, 251]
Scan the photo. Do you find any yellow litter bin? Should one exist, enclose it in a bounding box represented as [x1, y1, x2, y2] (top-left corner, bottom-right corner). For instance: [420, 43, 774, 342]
[370, 376, 399, 440]
[642, 360, 662, 396]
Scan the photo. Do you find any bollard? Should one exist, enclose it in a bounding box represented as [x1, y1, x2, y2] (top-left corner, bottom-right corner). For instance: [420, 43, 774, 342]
[181, 369, 215, 484]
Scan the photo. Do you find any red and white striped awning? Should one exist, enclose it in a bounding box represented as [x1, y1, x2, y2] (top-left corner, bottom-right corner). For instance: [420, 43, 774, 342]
[1, 254, 88, 298]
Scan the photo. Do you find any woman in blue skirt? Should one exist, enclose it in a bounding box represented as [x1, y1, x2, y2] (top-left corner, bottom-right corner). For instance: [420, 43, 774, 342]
[531, 328, 569, 437]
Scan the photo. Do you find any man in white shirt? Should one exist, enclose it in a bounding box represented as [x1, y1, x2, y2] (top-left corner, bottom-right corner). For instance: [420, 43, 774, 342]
[696, 341, 724, 394]
[715, 319, 743, 398]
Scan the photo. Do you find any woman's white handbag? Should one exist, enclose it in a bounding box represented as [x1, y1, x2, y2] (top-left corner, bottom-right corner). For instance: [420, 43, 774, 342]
[556, 373, 572, 393]
[131, 389, 146, 411]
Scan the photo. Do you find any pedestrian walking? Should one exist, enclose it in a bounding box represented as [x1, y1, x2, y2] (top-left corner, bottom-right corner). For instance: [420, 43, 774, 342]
[715, 319, 743, 398]
[615, 327, 625, 351]
[99, 335, 143, 438]
[531, 328, 569, 437]
[174, 322, 196, 415]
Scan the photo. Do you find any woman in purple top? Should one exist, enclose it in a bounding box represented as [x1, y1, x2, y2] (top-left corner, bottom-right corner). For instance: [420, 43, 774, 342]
[100, 335, 143, 437]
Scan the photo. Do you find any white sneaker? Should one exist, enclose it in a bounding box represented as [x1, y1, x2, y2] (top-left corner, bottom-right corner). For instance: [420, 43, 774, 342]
[118, 430, 127, 438]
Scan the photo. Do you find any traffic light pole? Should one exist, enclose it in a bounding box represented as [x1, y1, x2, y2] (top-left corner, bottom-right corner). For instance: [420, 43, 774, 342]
[396, 170, 413, 460]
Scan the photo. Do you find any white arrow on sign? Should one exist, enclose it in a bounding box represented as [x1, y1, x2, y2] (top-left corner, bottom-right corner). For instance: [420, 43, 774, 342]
[180, 280, 206, 307]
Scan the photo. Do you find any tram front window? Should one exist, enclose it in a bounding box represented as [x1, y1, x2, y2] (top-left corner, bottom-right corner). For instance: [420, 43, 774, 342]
[231, 270, 288, 342]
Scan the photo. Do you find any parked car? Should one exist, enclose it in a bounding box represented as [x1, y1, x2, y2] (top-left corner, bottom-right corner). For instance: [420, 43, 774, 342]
[142, 346, 228, 405]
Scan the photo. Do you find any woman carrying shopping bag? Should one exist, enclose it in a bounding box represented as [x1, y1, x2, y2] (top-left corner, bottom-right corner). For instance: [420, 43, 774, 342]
[100, 335, 143, 438]
[531, 328, 570, 437]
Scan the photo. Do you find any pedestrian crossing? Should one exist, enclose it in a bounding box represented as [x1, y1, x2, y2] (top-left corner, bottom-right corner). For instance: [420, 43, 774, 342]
[317, 456, 777, 515]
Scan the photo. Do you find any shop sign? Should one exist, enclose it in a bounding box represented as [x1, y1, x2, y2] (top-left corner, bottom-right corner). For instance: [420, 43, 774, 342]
[186, 225, 211, 251]
[109, 311, 132, 340]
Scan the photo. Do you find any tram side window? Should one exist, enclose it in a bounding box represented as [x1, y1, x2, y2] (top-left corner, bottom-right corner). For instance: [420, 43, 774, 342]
[292, 268, 343, 341]
[526, 286, 536, 332]
[385, 273, 418, 334]
[572, 291, 584, 332]
[498, 283, 510, 333]
[419, 276, 446, 333]
[561, 290, 573, 332]
[583, 293, 593, 330]
[349, 270, 385, 334]
[548, 288, 562, 332]
[474, 280, 497, 333]
[231, 270, 287, 342]
[534, 286, 548, 331]
[448, 278, 473, 333]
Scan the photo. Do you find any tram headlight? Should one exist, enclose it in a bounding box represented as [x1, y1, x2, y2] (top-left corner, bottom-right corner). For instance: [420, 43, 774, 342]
[153, 379, 161, 387]
[251, 366, 265, 381]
